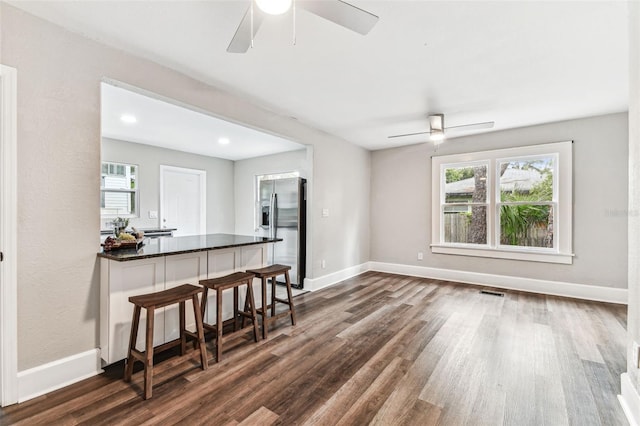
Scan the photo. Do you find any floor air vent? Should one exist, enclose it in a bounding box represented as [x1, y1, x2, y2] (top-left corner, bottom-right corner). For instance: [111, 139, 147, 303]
[480, 290, 505, 297]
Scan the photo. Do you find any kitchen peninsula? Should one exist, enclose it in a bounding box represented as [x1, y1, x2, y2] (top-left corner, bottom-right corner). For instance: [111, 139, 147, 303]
[99, 233, 281, 364]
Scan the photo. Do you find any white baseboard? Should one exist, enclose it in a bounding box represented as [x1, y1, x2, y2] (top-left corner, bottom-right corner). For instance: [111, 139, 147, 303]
[303, 262, 369, 292]
[369, 261, 627, 304]
[17, 348, 103, 403]
[620, 373, 640, 426]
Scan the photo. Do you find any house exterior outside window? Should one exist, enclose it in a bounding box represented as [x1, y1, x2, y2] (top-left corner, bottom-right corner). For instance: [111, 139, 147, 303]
[431, 141, 573, 264]
[100, 161, 139, 218]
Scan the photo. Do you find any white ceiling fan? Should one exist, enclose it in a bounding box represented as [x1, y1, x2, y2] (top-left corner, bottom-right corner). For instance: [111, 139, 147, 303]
[388, 114, 495, 142]
[227, 0, 379, 53]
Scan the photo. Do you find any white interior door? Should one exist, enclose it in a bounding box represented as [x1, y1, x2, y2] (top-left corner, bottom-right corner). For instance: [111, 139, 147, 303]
[160, 165, 206, 237]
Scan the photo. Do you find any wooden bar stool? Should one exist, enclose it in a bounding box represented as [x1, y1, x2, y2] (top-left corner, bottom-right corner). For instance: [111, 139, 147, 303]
[199, 271, 260, 362]
[245, 264, 296, 340]
[124, 284, 208, 400]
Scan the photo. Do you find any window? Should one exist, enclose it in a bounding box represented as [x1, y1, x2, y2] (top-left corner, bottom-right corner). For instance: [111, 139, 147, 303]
[431, 141, 573, 264]
[101, 161, 139, 218]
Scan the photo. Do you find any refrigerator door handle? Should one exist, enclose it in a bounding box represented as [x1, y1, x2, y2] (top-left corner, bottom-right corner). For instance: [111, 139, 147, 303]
[269, 193, 277, 239]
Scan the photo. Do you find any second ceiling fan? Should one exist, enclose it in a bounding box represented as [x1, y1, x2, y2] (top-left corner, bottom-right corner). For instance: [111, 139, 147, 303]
[227, 0, 379, 53]
[388, 114, 495, 142]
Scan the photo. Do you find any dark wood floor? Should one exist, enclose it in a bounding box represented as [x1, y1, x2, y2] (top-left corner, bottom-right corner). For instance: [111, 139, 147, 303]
[0, 272, 629, 425]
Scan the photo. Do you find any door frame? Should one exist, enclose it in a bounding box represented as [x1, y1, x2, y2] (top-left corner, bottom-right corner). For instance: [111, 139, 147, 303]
[159, 165, 206, 236]
[0, 64, 19, 406]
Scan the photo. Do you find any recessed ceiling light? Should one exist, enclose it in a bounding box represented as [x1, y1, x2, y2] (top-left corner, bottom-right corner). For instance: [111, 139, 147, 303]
[218, 137, 230, 145]
[120, 114, 137, 124]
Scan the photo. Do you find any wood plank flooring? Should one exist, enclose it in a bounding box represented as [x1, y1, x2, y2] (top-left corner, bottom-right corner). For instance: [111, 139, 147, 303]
[0, 272, 628, 425]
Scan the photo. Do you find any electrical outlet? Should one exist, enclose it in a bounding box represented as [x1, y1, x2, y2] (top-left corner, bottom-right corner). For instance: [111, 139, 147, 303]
[322, 208, 329, 218]
[149, 210, 158, 219]
[321, 259, 326, 269]
[417, 252, 424, 260]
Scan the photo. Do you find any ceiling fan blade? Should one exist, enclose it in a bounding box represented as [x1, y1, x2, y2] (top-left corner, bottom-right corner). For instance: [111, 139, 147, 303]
[444, 121, 495, 133]
[227, 5, 265, 53]
[298, 0, 379, 35]
[388, 130, 431, 139]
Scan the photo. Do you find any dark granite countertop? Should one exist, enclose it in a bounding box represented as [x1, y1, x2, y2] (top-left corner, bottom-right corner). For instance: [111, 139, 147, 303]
[100, 227, 177, 235]
[98, 233, 281, 262]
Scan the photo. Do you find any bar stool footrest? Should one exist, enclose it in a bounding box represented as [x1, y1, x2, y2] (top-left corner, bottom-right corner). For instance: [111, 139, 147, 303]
[129, 349, 145, 363]
[237, 311, 255, 319]
[269, 310, 294, 321]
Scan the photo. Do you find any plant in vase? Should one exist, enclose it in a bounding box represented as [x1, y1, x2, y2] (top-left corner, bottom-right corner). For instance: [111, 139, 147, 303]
[112, 217, 129, 238]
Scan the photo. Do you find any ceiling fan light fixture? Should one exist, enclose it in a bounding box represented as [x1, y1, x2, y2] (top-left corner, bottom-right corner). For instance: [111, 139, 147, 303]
[255, 0, 292, 15]
[120, 114, 137, 124]
[430, 131, 445, 143]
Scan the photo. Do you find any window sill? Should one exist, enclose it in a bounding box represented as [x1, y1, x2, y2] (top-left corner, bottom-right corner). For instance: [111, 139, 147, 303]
[430, 244, 574, 264]
[101, 214, 139, 220]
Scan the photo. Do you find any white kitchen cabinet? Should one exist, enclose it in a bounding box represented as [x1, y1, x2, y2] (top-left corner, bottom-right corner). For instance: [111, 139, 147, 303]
[100, 256, 165, 364]
[164, 252, 207, 342]
[241, 245, 269, 314]
[203, 246, 267, 326]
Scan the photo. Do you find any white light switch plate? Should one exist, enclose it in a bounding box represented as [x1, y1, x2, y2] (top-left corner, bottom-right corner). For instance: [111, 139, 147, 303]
[149, 210, 158, 219]
[322, 208, 329, 217]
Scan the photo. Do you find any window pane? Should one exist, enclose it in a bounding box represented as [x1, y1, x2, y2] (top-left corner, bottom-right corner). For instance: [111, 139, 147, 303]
[443, 205, 487, 244]
[101, 162, 137, 190]
[130, 191, 136, 213]
[499, 157, 553, 202]
[500, 204, 553, 248]
[445, 165, 487, 203]
[101, 190, 136, 215]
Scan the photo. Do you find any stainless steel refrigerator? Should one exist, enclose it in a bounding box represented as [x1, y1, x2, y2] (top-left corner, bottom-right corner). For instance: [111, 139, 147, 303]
[258, 177, 306, 288]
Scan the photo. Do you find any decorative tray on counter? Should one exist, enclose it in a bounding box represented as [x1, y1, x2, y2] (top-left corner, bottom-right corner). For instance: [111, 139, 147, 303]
[102, 237, 144, 252]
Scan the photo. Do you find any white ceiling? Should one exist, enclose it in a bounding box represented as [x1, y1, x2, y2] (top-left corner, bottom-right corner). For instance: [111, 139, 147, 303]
[10, 1, 629, 151]
[101, 82, 303, 161]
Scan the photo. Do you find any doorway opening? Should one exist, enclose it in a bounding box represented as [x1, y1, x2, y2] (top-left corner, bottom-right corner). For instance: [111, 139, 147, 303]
[99, 79, 313, 288]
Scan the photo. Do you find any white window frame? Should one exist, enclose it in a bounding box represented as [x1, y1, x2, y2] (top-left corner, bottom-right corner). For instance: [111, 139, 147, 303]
[431, 141, 573, 264]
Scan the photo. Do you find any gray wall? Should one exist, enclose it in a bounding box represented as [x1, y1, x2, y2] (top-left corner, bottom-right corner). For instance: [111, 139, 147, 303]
[102, 137, 235, 234]
[1, 4, 371, 370]
[371, 112, 628, 289]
